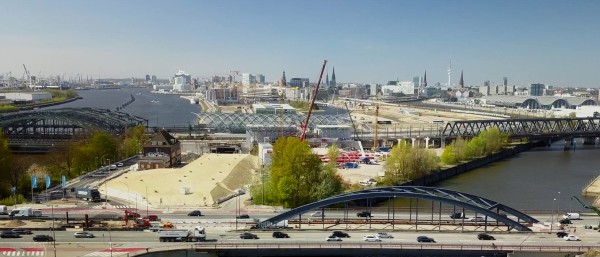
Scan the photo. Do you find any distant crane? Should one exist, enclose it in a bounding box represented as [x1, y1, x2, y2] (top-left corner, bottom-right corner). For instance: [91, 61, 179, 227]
[344, 102, 360, 141]
[22, 64, 31, 87]
[299, 60, 327, 141]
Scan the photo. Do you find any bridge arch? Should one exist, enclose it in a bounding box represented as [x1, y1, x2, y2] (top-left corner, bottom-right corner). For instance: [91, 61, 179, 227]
[257, 186, 539, 232]
[0, 108, 148, 140]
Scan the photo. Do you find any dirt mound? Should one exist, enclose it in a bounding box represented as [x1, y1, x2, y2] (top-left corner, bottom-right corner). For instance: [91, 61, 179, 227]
[5, 220, 26, 227]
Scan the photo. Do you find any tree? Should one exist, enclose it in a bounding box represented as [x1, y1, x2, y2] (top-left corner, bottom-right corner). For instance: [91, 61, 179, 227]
[0, 132, 13, 198]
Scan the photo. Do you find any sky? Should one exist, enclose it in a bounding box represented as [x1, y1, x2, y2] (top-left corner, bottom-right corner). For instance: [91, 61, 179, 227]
[1, 0, 600, 87]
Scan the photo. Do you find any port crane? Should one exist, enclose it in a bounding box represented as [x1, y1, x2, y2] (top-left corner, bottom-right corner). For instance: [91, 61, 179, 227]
[299, 60, 327, 141]
[22, 64, 31, 88]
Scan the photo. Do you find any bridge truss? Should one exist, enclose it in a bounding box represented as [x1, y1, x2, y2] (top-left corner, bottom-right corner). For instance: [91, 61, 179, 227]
[196, 113, 350, 133]
[0, 108, 148, 142]
[442, 117, 600, 139]
[257, 186, 539, 232]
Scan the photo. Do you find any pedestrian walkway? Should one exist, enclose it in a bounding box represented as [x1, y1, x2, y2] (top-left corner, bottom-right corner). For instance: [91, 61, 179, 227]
[82, 247, 146, 257]
[0, 247, 44, 257]
[90, 204, 133, 210]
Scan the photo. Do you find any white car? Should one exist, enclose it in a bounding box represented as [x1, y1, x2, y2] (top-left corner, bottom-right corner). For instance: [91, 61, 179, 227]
[326, 236, 342, 241]
[363, 235, 382, 242]
[311, 211, 325, 217]
[564, 235, 580, 241]
[117, 162, 124, 167]
[376, 232, 394, 238]
[470, 217, 485, 222]
[73, 232, 95, 238]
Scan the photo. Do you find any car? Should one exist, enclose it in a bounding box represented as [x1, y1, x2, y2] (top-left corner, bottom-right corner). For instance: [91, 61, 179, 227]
[471, 217, 486, 222]
[117, 162, 124, 167]
[331, 231, 350, 238]
[450, 213, 467, 219]
[73, 231, 95, 238]
[187, 210, 202, 216]
[564, 235, 580, 241]
[239, 232, 259, 239]
[357, 211, 372, 218]
[417, 236, 435, 243]
[143, 215, 160, 221]
[12, 228, 33, 235]
[559, 219, 572, 225]
[477, 233, 495, 240]
[376, 232, 394, 238]
[363, 235, 382, 242]
[311, 211, 325, 217]
[0, 231, 21, 238]
[33, 235, 54, 242]
[326, 235, 342, 241]
[556, 231, 568, 238]
[272, 231, 290, 238]
[236, 214, 250, 219]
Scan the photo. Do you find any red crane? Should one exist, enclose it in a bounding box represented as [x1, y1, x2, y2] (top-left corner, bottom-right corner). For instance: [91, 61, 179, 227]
[300, 60, 328, 141]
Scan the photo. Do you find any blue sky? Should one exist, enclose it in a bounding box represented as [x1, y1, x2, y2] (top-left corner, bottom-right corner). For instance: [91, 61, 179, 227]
[1, 0, 599, 87]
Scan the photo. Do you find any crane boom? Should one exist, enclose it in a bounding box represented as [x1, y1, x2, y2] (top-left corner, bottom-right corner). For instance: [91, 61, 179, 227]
[300, 60, 327, 141]
[571, 196, 600, 216]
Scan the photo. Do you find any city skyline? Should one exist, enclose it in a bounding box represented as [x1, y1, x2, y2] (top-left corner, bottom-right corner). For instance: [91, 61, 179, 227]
[1, 0, 600, 87]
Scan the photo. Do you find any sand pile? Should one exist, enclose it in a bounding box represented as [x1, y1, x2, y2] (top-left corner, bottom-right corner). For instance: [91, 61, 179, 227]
[5, 220, 26, 227]
[104, 153, 258, 207]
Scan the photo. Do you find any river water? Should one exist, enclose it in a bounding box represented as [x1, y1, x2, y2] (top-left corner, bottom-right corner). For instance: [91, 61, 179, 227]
[43, 88, 600, 212]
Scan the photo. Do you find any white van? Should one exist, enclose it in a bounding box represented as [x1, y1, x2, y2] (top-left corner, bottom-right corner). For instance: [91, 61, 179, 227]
[562, 213, 581, 220]
[0, 205, 8, 215]
[310, 211, 325, 217]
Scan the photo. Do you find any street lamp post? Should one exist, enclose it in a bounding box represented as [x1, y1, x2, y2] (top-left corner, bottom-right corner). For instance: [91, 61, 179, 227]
[557, 191, 561, 218]
[551, 198, 556, 231]
[50, 204, 56, 257]
[145, 186, 149, 217]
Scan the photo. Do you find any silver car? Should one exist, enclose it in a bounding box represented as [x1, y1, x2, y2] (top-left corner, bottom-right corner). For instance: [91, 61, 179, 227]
[376, 232, 394, 238]
[74, 232, 95, 238]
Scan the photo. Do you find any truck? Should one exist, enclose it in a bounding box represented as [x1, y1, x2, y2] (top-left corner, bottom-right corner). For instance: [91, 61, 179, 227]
[74, 187, 102, 202]
[0, 205, 8, 215]
[157, 226, 206, 242]
[9, 207, 42, 218]
[562, 213, 581, 220]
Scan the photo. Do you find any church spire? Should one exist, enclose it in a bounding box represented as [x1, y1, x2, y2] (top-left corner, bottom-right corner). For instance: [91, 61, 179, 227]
[423, 70, 427, 87]
[459, 70, 464, 88]
[280, 71, 287, 87]
[331, 67, 336, 87]
[326, 72, 330, 88]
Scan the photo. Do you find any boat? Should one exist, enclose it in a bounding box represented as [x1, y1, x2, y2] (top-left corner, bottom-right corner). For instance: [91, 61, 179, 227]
[151, 100, 160, 103]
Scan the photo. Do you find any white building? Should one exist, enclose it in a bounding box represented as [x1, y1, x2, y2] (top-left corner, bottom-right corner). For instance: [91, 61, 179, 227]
[381, 81, 415, 95]
[0, 92, 52, 101]
[252, 103, 297, 114]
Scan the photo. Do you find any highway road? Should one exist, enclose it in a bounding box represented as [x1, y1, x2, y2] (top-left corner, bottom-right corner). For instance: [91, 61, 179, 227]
[0, 228, 597, 257]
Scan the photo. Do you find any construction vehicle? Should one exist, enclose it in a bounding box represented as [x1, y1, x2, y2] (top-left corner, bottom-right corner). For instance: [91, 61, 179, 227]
[157, 226, 206, 242]
[571, 196, 600, 228]
[299, 60, 328, 141]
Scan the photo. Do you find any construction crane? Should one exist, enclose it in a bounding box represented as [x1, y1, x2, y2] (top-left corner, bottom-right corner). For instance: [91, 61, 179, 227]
[344, 102, 360, 141]
[571, 196, 600, 216]
[22, 64, 31, 87]
[299, 60, 327, 141]
[373, 105, 379, 149]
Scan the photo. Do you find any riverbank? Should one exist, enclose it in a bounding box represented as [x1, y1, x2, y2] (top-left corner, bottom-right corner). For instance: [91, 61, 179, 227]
[582, 175, 600, 205]
[16, 96, 82, 111]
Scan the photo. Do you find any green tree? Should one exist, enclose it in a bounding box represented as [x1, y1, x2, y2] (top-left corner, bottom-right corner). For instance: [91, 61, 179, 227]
[0, 132, 13, 198]
[120, 126, 147, 157]
[382, 141, 439, 185]
[440, 144, 458, 165]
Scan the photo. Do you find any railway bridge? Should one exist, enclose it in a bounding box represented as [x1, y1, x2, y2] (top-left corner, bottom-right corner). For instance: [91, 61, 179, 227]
[0, 108, 147, 152]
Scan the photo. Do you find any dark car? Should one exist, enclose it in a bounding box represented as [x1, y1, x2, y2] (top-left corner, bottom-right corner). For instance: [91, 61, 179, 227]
[556, 231, 568, 238]
[33, 235, 54, 242]
[187, 210, 202, 216]
[417, 236, 435, 243]
[356, 211, 372, 218]
[0, 231, 21, 238]
[143, 215, 160, 221]
[559, 219, 572, 225]
[477, 233, 495, 240]
[272, 231, 290, 238]
[240, 232, 259, 239]
[332, 231, 350, 238]
[12, 228, 33, 235]
[236, 214, 250, 219]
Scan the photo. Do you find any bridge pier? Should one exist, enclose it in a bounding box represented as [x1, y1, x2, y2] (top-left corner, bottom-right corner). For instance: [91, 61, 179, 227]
[563, 138, 574, 151]
[583, 137, 597, 145]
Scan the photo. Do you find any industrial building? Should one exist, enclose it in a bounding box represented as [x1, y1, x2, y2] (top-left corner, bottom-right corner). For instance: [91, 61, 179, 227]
[481, 95, 597, 109]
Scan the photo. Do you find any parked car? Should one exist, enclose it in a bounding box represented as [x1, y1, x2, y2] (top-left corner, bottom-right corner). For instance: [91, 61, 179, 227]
[376, 232, 394, 238]
[187, 210, 202, 216]
[272, 231, 290, 238]
[326, 235, 342, 241]
[559, 219, 572, 225]
[332, 231, 350, 238]
[12, 228, 33, 235]
[0, 231, 21, 238]
[556, 231, 568, 238]
[143, 215, 160, 221]
[117, 162, 124, 167]
[356, 211, 372, 218]
[240, 232, 259, 239]
[73, 232, 95, 238]
[363, 235, 382, 242]
[477, 233, 495, 240]
[417, 236, 435, 243]
[236, 214, 250, 219]
[564, 235, 580, 241]
[33, 235, 54, 242]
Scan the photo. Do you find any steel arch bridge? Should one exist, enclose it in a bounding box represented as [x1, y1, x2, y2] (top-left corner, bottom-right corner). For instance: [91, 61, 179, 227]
[0, 108, 148, 141]
[196, 113, 350, 133]
[442, 117, 600, 139]
[256, 186, 539, 232]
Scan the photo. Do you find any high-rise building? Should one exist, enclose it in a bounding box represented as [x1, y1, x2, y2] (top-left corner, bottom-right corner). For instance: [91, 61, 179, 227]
[174, 70, 191, 85]
[412, 76, 421, 87]
[289, 78, 309, 87]
[151, 75, 157, 84]
[503, 77, 508, 86]
[529, 83, 545, 96]
[256, 74, 265, 84]
[145, 75, 151, 81]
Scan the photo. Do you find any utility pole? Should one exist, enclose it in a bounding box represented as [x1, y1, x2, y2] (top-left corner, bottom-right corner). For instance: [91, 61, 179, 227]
[373, 105, 379, 149]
